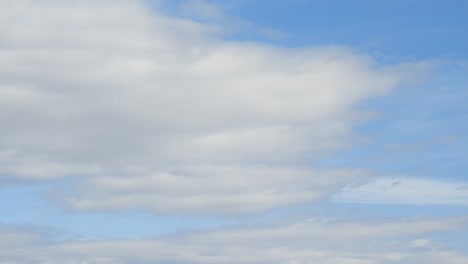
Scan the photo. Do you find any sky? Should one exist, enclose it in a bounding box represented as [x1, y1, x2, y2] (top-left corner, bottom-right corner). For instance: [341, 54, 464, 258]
[0, 0, 467, 263]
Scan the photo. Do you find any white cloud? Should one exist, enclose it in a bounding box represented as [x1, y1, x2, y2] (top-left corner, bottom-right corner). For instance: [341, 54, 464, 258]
[334, 177, 468, 205]
[410, 239, 442, 250]
[0, 0, 429, 214]
[56, 166, 366, 214]
[0, 217, 467, 263]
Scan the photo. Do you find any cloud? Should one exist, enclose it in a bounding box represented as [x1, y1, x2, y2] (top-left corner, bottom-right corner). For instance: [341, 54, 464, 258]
[54, 166, 367, 214]
[0, 0, 428, 214]
[0, 217, 467, 263]
[334, 177, 468, 205]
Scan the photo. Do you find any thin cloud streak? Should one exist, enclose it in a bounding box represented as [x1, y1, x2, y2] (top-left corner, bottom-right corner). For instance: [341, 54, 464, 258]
[335, 177, 468, 205]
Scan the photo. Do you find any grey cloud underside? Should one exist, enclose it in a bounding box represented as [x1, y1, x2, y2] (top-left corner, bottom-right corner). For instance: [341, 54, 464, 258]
[1, 217, 467, 264]
[0, 0, 429, 214]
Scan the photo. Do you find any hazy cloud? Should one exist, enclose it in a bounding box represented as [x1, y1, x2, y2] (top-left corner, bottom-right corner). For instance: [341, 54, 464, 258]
[335, 177, 468, 205]
[0, 217, 466, 263]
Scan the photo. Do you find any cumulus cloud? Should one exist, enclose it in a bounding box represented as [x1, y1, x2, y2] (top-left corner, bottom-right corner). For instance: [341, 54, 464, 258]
[0, 0, 428, 214]
[0, 217, 467, 263]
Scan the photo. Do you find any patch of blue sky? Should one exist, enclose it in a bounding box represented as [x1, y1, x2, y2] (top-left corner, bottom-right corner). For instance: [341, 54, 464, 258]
[242, 196, 468, 226]
[324, 66, 468, 180]
[204, 0, 468, 61]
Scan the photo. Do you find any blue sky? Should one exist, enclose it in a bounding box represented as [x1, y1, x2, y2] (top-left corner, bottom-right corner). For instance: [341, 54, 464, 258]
[0, 0, 467, 263]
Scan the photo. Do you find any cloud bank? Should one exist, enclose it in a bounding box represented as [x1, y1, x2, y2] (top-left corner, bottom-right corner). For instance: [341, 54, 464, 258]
[0, 0, 429, 214]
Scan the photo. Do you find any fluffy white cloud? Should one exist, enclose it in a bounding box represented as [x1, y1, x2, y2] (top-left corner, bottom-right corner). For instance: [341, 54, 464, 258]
[0, 0, 428, 214]
[0, 217, 467, 263]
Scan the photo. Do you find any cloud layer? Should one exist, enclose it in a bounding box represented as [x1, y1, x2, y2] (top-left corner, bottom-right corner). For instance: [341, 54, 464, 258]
[0, 0, 427, 214]
[1, 217, 467, 263]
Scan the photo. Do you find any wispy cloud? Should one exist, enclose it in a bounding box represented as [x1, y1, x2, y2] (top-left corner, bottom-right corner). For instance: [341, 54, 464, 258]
[177, 0, 226, 22]
[335, 177, 468, 205]
[1, 217, 467, 263]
